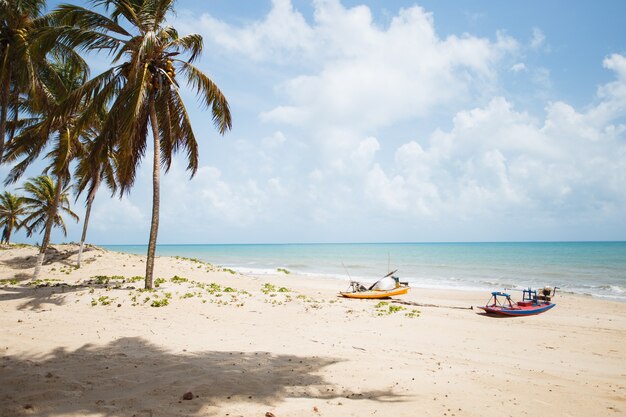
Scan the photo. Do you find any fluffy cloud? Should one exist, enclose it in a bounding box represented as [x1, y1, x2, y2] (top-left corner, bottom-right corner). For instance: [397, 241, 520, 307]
[177, 0, 315, 63]
[364, 58, 626, 223]
[530, 27, 546, 49]
[185, 0, 518, 136]
[161, 3, 625, 241]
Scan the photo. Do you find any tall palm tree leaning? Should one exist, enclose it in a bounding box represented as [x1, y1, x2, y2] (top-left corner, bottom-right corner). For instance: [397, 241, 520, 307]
[74, 119, 117, 268]
[3, 57, 89, 279]
[0, 0, 45, 160]
[52, 0, 232, 289]
[21, 175, 78, 245]
[0, 191, 30, 244]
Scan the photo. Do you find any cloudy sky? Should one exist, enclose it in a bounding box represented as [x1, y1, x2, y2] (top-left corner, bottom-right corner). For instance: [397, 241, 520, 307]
[5, 0, 626, 244]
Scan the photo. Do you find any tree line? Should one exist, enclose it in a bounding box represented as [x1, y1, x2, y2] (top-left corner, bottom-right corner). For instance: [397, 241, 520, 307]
[0, 0, 232, 288]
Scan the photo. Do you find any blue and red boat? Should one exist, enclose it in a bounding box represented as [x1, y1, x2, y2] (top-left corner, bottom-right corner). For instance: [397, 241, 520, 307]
[478, 287, 557, 316]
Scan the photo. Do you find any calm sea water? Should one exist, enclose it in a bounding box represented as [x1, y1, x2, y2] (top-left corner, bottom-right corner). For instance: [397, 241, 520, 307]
[102, 242, 626, 301]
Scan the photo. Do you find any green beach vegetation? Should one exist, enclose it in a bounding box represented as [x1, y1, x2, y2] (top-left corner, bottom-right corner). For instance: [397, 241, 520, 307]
[0, 0, 231, 288]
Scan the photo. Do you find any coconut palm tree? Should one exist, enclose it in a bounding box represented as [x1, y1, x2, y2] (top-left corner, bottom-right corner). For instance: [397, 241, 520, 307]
[3, 57, 89, 278]
[0, 191, 29, 244]
[0, 0, 45, 160]
[52, 0, 232, 288]
[21, 175, 78, 243]
[73, 120, 117, 267]
[1, 0, 90, 161]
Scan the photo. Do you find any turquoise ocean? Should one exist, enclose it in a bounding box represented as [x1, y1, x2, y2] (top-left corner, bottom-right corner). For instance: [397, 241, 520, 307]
[102, 242, 626, 301]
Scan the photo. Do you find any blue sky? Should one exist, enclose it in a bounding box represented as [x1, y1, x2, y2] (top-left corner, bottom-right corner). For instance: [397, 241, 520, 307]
[4, 0, 626, 244]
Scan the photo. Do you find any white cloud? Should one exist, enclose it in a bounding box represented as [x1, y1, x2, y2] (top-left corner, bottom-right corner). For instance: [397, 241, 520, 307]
[362, 57, 626, 222]
[510, 62, 527, 72]
[530, 27, 545, 49]
[90, 197, 146, 237]
[262, 131, 287, 148]
[177, 0, 315, 63]
[143, 5, 626, 242]
[189, 0, 518, 136]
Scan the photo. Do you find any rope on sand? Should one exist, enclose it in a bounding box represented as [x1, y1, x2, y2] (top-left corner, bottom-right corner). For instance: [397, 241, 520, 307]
[391, 299, 474, 310]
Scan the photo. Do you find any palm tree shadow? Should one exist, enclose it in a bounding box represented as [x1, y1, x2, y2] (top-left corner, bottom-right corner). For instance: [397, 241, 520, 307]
[0, 246, 95, 271]
[0, 284, 85, 310]
[1, 253, 38, 270]
[0, 337, 402, 416]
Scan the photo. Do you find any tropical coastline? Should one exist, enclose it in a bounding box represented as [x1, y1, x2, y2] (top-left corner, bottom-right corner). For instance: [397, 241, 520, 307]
[1, 244, 625, 416]
[103, 241, 626, 301]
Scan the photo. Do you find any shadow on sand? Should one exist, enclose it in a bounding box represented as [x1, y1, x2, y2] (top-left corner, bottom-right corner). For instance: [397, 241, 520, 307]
[1, 246, 97, 272]
[0, 337, 400, 416]
[0, 284, 87, 310]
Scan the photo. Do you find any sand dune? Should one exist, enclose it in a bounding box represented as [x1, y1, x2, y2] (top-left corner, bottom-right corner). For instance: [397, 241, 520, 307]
[1, 244, 625, 416]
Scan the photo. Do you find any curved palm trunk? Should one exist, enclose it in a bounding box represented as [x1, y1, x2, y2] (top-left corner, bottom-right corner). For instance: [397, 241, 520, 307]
[0, 66, 11, 161]
[33, 176, 63, 279]
[76, 193, 95, 268]
[145, 99, 161, 290]
[77, 174, 100, 268]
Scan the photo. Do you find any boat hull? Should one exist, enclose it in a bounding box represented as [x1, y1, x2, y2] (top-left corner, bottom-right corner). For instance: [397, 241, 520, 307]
[478, 302, 555, 316]
[340, 286, 409, 299]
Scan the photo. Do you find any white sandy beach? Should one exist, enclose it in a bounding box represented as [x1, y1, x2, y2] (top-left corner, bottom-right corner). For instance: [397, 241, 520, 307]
[0, 244, 625, 417]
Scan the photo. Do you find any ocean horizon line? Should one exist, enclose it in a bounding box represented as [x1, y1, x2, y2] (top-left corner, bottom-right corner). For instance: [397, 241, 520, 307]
[98, 240, 626, 246]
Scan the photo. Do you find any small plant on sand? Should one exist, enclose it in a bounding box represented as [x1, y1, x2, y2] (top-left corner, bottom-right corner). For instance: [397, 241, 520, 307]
[222, 268, 236, 275]
[127, 276, 143, 283]
[207, 283, 222, 294]
[261, 283, 276, 294]
[91, 275, 125, 285]
[151, 298, 169, 307]
[91, 296, 113, 306]
[277, 268, 291, 274]
[154, 277, 166, 287]
[181, 292, 195, 299]
[405, 309, 421, 318]
[223, 286, 236, 292]
[170, 276, 188, 284]
[0, 278, 19, 286]
[278, 287, 290, 293]
[375, 302, 406, 316]
[27, 278, 60, 287]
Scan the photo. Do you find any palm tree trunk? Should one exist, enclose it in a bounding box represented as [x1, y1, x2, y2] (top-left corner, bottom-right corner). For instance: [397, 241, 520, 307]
[77, 175, 99, 268]
[145, 99, 161, 290]
[0, 66, 11, 161]
[77, 191, 96, 268]
[33, 175, 63, 279]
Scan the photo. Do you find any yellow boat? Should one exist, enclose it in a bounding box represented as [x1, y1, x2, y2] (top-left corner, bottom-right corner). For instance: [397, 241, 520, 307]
[340, 269, 410, 299]
[340, 285, 410, 299]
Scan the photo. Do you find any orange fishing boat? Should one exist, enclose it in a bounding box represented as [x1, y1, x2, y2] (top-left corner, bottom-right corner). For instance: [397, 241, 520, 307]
[340, 269, 410, 299]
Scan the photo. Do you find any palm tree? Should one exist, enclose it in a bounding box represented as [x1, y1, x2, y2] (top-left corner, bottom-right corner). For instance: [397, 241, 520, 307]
[74, 121, 117, 267]
[0, 191, 29, 244]
[3, 57, 89, 278]
[52, 0, 232, 289]
[1, 1, 53, 158]
[21, 175, 78, 245]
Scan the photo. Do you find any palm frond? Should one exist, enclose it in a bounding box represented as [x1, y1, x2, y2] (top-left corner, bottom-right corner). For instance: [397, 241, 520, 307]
[166, 33, 202, 63]
[178, 61, 232, 134]
[50, 4, 131, 37]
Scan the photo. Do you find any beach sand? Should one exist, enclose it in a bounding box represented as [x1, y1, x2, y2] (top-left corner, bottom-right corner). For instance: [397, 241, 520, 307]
[1, 244, 624, 417]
